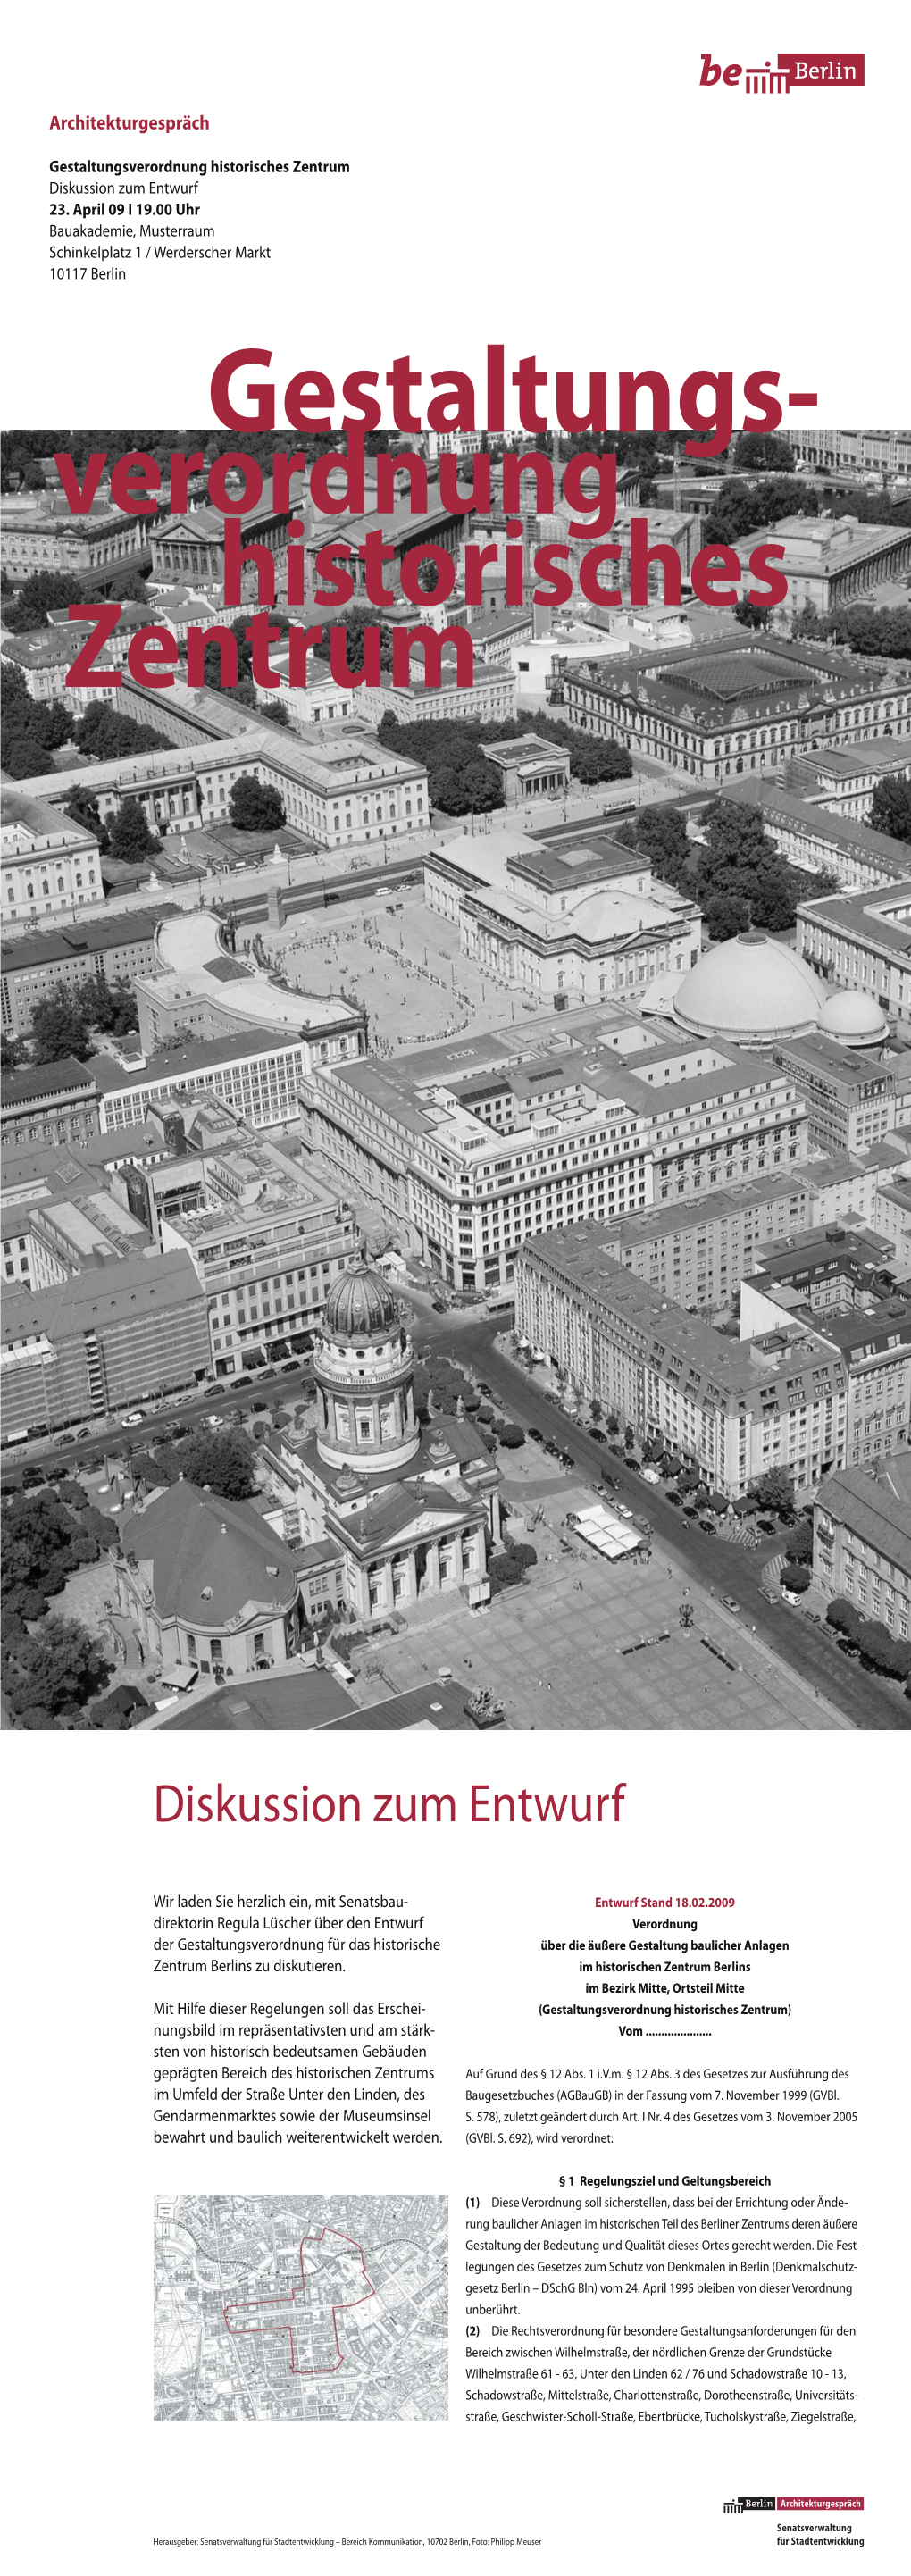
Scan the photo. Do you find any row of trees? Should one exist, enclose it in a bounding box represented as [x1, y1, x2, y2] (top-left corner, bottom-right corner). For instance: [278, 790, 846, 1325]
[1, 664, 165, 788]
[825, 1596, 911, 1682]
[703, 477, 911, 548]
[375, 707, 631, 817]
[126, 1426, 259, 1500]
[614, 797, 833, 939]
[792, 600, 911, 663]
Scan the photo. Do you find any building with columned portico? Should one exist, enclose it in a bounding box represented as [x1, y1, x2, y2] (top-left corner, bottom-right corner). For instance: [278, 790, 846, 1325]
[263, 1258, 501, 1620]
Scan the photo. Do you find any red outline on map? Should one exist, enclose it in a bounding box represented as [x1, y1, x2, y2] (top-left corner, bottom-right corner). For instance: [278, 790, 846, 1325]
[223, 2227, 377, 2376]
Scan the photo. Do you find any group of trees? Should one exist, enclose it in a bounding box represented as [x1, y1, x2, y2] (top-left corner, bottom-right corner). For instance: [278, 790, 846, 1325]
[695, 799, 826, 939]
[413, 1355, 481, 1421]
[1, 660, 76, 779]
[870, 775, 911, 846]
[1, 662, 168, 801]
[27, 963, 139, 1066]
[72, 699, 162, 765]
[375, 707, 631, 818]
[488, 1531, 538, 1593]
[496, 709, 632, 789]
[615, 797, 832, 939]
[1, 1482, 116, 1727]
[798, 598, 911, 665]
[792, 599, 911, 662]
[2, 567, 88, 632]
[128, 1426, 258, 1501]
[748, 1468, 797, 1515]
[378, 714, 506, 816]
[826, 1596, 911, 1682]
[703, 476, 911, 551]
[228, 775, 288, 832]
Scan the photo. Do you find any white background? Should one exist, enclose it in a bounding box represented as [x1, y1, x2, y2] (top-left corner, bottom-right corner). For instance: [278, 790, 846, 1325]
[4, 7, 911, 2569]
[3, 1730, 906, 2572]
[9, 4, 909, 430]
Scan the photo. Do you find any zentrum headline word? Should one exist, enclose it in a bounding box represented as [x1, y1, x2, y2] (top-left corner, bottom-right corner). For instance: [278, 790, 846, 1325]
[156, 1782, 629, 1826]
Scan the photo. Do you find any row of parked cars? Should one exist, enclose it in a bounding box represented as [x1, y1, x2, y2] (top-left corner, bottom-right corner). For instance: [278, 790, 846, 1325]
[526, 1425, 577, 1470]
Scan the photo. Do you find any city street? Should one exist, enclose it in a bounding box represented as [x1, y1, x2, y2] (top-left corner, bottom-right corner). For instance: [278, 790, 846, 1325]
[414, 1308, 906, 1734]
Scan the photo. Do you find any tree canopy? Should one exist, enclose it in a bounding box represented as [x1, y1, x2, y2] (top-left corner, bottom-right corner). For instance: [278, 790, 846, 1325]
[793, 600, 911, 660]
[6, 1615, 112, 1719]
[107, 795, 160, 864]
[29, 991, 94, 1063]
[63, 784, 109, 853]
[228, 774, 287, 832]
[2, 569, 88, 631]
[748, 1467, 795, 1513]
[608, 793, 822, 932]
[0, 661, 75, 778]
[178, 1428, 258, 1498]
[377, 706, 631, 817]
[870, 774, 911, 844]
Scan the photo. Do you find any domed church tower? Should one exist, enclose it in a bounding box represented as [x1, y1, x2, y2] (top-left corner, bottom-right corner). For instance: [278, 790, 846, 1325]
[314, 1258, 421, 1474]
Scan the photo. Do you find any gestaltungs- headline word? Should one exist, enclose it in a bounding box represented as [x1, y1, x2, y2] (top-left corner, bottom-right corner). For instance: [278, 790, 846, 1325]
[211, 346, 808, 456]
[155, 1783, 629, 1825]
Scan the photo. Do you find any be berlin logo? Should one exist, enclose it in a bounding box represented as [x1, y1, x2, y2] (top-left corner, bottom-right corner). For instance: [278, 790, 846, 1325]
[699, 53, 865, 95]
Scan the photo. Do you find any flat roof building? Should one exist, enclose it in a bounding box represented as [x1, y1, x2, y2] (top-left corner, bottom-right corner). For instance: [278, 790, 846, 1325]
[1, 905, 182, 1038]
[0, 1248, 209, 1437]
[515, 1226, 848, 1501]
[797, 879, 911, 1028]
[775, 1030, 911, 1154]
[162, 1141, 361, 1376]
[302, 996, 809, 1292]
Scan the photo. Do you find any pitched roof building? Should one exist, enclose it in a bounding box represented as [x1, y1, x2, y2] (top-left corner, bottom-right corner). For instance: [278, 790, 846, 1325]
[813, 1453, 911, 1634]
[116, 1481, 305, 1685]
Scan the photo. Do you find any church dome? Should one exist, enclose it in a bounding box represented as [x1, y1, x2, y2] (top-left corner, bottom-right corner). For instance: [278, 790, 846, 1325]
[673, 933, 822, 1044]
[817, 986, 888, 1046]
[322, 1259, 400, 1342]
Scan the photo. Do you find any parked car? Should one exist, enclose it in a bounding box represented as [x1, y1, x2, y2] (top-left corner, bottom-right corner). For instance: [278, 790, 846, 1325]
[121, 1410, 145, 1428]
[528, 1426, 545, 1443]
[234, 1373, 253, 1388]
[722, 1595, 740, 1616]
[544, 1439, 561, 1458]
[589, 1426, 606, 1443]
[280, 1359, 298, 1374]
[560, 1450, 574, 1468]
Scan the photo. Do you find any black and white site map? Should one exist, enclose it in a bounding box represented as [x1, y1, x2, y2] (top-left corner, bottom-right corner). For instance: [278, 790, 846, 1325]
[154, 2195, 448, 2421]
